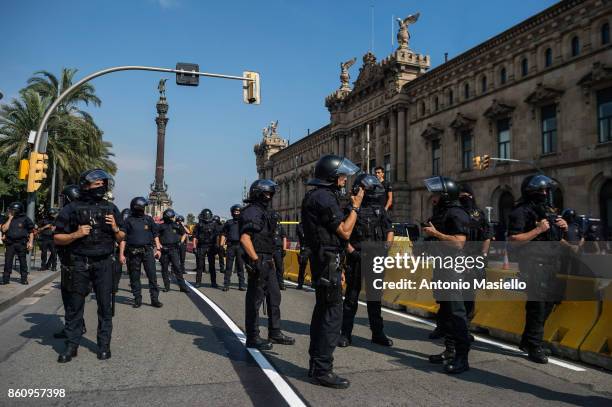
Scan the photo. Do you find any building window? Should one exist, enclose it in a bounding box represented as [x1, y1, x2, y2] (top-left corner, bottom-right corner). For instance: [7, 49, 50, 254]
[598, 87, 612, 143]
[500, 67, 507, 85]
[448, 89, 454, 105]
[571, 36, 580, 57]
[464, 83, 469, 99]
[420, 101, 425, 116]
[602, 23, 610, 45]
[541, 104, 557, 154]
[384, 154, 391, 182]
[432, 140, 441, 176]
[544, 48, 553, 67]
[434, 96, 439, 111]
[521, 58, 529, 77]
[461, 132, 473, 170]
[481, 75, 487, 93]
[497, 118, 511, 159]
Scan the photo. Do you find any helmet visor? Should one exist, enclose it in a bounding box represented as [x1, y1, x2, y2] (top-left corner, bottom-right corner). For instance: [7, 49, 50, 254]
[334, 158, 360, 177]
[424, 176, 444, 193]
[83, 169, 115, 189]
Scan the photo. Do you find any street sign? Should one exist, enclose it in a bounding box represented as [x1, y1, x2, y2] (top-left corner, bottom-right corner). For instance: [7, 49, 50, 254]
[176, 63, 199, 86]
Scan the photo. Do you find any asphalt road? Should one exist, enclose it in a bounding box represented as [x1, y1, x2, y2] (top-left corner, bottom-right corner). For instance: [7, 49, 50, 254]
[0, 254, 610, 407]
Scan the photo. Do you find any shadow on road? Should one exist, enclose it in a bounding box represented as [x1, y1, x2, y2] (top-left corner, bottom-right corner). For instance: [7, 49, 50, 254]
[20, 312, 97, 355]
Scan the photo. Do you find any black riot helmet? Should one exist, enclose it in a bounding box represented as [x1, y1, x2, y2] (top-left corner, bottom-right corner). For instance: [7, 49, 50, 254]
[307, 154, 360, 187]
[163, 208, 176, 222]
[176, 215, 185, 223]
[199, 208, 213, 222]
[78, 168, 114, 200]
[61, 184, 80, 203]
[352, 174, 385, 203]
[562, 208, 577, 224]
[48, 208, 59, 218]
[245, 179, 279, 203]
[120, 208, 131, 222]
[213, 215, 221, 224]
[130, 197, 148, 215]
[8, 202, 24, 216]
[520, 174, 557, 205]
[230, 204, 242, 219]
[424, 176, 460, 207]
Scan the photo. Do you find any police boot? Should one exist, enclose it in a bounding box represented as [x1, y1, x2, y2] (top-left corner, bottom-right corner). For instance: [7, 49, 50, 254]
[311, 372, 350, 389]
[444, 354, 469, 374]
[239, 285, 246, 291]
[57, 344, 78, 363]
[97, 347, 111, 360]
[525, 347, 549, 364]
[296, 284, 303, 290]
[429, 326, 443, 340]
[246, 337, 273, 350]
[269, 332, 295, 345]
[20, 277, 28, 285]
[163, 284, 170, 292]
[337, 334, 351, 348]
[429, 347, 456, 364]
[372, 333, 393, 347]
[133, 297, 142, 308]
[151, 298, 163, 308]
[180, 285, 190, 293]
[222, 286, 229, 292]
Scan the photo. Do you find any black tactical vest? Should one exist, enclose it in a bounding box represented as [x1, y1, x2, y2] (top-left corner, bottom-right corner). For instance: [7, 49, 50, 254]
[197, 221, 216, 245]
[71, 200, 116, 256]
[301, 188, 342, 251]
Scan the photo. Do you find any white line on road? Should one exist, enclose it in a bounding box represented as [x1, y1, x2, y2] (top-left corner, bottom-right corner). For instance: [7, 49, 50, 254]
[282, 279, 587, 372]
[186, 281, 307, 407]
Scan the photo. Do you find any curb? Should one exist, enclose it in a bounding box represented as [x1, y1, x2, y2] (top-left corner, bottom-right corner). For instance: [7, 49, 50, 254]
[0, 271, 59, 313]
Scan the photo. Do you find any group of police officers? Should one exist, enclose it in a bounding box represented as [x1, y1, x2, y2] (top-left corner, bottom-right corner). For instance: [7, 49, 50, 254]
[0, 152, 585, 390]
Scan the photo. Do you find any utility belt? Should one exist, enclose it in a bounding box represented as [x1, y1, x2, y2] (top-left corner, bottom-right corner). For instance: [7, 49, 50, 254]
[126, 245, 153, 256]
[71, 253, 110, 264]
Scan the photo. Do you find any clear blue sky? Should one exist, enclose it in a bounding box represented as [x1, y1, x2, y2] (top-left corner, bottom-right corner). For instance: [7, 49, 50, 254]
[0, 0, 557, 217]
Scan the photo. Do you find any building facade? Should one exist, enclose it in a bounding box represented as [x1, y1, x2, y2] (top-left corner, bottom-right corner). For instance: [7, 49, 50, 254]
[255, 0, 612, 238]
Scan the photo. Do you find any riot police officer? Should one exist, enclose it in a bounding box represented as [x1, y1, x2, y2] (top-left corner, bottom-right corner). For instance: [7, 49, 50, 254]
[240, 180, 295, 350]
[339, 174, 394, 348]
[54, 185, 85, 339]
[422, 176, 472, 374]
[296, 221, 310, 290]
[38, 208, 59, 271]
[301, 154, 362, 389]
[158, 208, 189, 293]
[119, 197, 163, 308]
[193, 209, 218, 288]
[213, 215, 226, 274]
[508, 174, 568, 364]
[220, 204, 245, 291]
[176, 215, 189, 273]
[271, 212, 287, 290]
[54, 169, 124, 362]
[1, 202, 35, 285]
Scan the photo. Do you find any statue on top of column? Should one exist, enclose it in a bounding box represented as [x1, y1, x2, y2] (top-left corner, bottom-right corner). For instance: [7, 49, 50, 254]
[396, 12, 420, 50]
[340, 57, 356, 90]
[158, 79, 167, 98]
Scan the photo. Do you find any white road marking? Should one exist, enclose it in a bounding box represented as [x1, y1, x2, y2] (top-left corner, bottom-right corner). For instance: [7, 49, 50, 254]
[186, 281, 307, 407]
[282, 279, 587, 372]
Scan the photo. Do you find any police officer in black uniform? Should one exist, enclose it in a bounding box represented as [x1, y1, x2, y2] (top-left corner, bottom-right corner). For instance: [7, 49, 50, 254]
[1, 202, 35, 285]
[339, 174, 394, 348]
[193, 209, 218, 288]
[38, 208, 59, 271]
[301, 154, 362, 389]
[220, 204, 245, 291]
[54, 169, 124, 362]
[422, 176, 472, 374]
[240, 179, 295, 350]
[508, 174, 568, 364]
[54, 185, 86, 339]
[119, 197, 163, 309]
[296, 222, 310, 290]
[158, 208, 189, 293]
[271, 212, 287, 290]
[176, 215, 189, 273]
[213, 215, 226, 274]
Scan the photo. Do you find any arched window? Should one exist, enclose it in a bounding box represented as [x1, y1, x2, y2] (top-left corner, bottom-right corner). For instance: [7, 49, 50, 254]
[421, 101, 425, 116]
[434, 96, 439, 111]
[521, 58, 529, 77]
[571, 36, 580, 57]
[464, 83, 470, 99]
[481, 75, 488, 93]
[500, 67, 507, 85]
[544, 48, 553, 67]
[602, 23, 610, 45]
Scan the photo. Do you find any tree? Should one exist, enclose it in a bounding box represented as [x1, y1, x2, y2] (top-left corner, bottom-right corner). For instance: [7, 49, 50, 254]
[186, 213, 196, 226]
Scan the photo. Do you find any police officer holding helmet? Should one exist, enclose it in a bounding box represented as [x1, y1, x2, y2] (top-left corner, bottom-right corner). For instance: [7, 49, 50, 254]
[339, 174, 394, 349]
[54, 169, 124, 362]
[1, 202, 35, 285]
[158, 208, 189, 293]
[422, 176, 472, 374]
[119, 197, 163, 308]
[508, 174, 568, 364]
[193, 209, 218, 288]
[220, 204, 246, 291]
[301, 154, 363, 389]
[240, 179, 295, 350]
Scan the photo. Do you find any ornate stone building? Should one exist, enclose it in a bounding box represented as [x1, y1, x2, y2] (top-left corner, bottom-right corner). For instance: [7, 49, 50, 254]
[255, 0, 612, 239]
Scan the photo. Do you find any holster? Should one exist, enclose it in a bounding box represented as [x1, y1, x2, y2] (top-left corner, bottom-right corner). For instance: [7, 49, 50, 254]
[60, 264, 73, 291]
[317, 250, 342, 305]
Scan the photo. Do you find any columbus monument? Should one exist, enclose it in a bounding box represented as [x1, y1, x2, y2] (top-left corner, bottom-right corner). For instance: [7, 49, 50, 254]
[147, 79, 173, 219]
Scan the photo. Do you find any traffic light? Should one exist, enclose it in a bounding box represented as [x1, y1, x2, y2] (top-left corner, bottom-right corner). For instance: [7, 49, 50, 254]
[482, 155, 491, 169]
[18, 159, 29, 180]
[472, 155, 482, 170]
[243, 71, 260, 104]
[27, 152, 48, 192]
[176, 63, 199, 86]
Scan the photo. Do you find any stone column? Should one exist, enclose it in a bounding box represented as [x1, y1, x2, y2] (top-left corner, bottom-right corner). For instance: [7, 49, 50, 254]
[397, 106, 407, 182]
[375, 118, 384, 169]
[389, 108, 398, 182]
